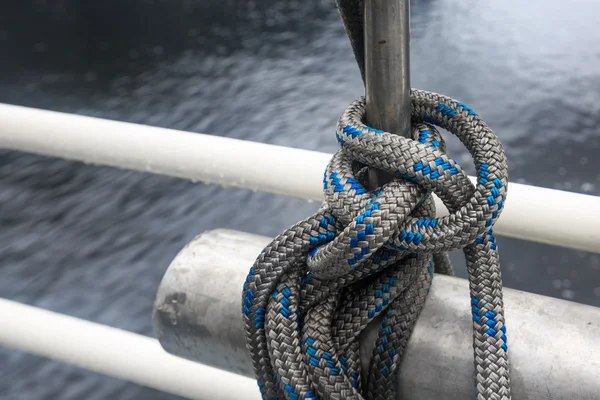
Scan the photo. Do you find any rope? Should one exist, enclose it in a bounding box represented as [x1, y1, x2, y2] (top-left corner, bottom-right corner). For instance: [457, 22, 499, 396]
[242, 3, 511, 399]
[243, 91, 510, 400]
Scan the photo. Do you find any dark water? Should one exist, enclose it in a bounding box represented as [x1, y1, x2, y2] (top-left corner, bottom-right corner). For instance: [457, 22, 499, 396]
[1, 0, 600, 399]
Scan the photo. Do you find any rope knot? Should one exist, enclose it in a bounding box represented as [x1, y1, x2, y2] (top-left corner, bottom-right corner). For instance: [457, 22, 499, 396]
[243, 90, 511, 400]
[307, 121, 443, 281]
[307, 92, 506, 281]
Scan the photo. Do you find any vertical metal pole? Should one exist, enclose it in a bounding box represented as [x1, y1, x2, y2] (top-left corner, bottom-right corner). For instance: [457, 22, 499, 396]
[361, 0, 411, 372]
[365, 0, 411, 136]
[364, 0, 411, 186]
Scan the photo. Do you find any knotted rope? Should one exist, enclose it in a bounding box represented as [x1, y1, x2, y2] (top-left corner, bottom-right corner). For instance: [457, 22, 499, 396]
[243, 2, 511, 399]
[242, 90, 510, 400]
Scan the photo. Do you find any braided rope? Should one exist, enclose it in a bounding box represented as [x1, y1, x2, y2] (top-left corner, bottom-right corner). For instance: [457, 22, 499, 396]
[242, 90, 511, 400]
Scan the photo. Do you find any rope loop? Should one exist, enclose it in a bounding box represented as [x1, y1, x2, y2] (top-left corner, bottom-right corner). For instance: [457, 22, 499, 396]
[243, 90, 511, 400]
[308, 90, 507, 279]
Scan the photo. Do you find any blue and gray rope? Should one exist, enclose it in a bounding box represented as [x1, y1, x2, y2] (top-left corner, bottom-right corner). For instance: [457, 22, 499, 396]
[242, 90, 510, 400]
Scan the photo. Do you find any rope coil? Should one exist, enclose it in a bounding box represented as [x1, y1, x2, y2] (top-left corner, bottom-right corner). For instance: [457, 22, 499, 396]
[243, 90, 511, 400]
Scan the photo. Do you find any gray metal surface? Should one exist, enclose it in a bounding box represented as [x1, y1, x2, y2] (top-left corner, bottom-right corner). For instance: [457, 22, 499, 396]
[364, 0, 411, 138]
[152, 230, 266, 377]
[364, 0, 411, 188]
[153, 229, 600, 400]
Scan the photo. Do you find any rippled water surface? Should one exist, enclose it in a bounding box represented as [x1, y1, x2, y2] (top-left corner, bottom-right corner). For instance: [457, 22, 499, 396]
[1, 0, 600, 399]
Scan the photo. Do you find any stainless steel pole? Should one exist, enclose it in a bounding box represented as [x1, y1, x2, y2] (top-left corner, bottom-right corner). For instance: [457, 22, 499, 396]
[362, 0, 412, 367]
[364, 0, 411, 136]
[152, 229, 600, 400]
[364, 0, 411, 186]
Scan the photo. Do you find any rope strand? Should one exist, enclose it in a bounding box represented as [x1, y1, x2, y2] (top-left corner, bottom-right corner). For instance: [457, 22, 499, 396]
[243, 91, 511, 400]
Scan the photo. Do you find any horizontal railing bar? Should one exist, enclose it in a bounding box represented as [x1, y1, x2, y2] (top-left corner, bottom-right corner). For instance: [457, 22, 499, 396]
[0, 298, 261, 400]
[1, 103, 598, 254]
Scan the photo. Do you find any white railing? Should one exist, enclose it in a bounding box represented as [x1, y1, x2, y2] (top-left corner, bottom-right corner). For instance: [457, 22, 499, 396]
[1, 103, 599, 254]
[0, 298, 261, 400]
[1, 103, 600, 400]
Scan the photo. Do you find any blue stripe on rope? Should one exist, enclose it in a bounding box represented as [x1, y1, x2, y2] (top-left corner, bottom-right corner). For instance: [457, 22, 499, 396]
[417, 129, 440, 148]
[478, 163, 504, 228]
[471, 296, 507, 351]
[411, 158, 459, 178]
[375, 311, 398, 377]
[416, 218, 438, 228]
[257, 381, 279, 400]
[475, 228, 497, 250]
[343, 124, 363, 138]
[272, 286, 293, 319]
[303, 336, 341, 378]
[418, 129, 429, 144]
[309, 216, 337, 248]
[329, 172, 367, 195]
[437, 103, 457, 118]
[397, 229, 423, 245]
[457, 102, 477, 115]
[369, 276, 395, 316]
[364, 125, 385, 134]
[341, 124, 384, 140]
[302, 273, 313, 285]
[347, 202, 380, 266]
[339, 355, 360, 389]
[423, 102, 474, 123]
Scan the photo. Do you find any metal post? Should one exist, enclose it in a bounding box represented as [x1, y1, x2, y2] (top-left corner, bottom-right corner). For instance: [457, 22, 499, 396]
[364, 0, 411, 186]
[153, 229, 600, 400]
[364, 0, 411, 136]
[362, 0, 412, 371]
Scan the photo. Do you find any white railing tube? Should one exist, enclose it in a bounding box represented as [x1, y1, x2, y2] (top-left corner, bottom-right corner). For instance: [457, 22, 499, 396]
[0, 298, 260, 400]
[1, 103, 598, 254]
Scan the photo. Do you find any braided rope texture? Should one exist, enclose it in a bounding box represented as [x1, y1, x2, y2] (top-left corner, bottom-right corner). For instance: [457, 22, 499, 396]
[242, 90, 510, 400]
